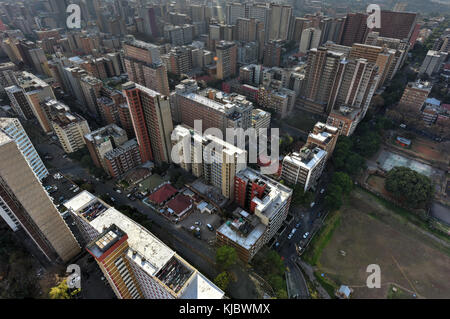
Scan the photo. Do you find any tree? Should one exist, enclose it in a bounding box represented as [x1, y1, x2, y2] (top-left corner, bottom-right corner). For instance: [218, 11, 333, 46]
[214, 271, 230, 291]
[324, 184, 343, 212]
[385, 167, 434, 208]
[331, 172, 353, 195]
[49, 279, 71, 299]
[291, 185, 314, 206]
[216, 246, 237, 270]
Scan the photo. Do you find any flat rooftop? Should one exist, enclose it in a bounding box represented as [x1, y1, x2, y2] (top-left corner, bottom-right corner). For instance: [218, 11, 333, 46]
[90, 206, 176, 276]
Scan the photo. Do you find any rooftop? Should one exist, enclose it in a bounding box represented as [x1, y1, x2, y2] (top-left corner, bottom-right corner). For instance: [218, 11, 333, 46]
[166, 194, 192, 217]
[148, 183, 178, 205]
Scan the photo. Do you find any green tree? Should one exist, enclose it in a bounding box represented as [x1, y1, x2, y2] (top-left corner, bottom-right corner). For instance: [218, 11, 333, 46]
[216, 246, 237, 270]
[385, 167, 434, 208]
[331, 172, 353, 195]
[49, 279, 71, 299]
[214, 271, 230, 291]
[324, 184, 343, 212]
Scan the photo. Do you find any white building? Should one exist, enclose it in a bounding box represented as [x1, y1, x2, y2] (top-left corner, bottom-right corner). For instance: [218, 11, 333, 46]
[281, 146, 327, 191]
[65, 191, 224, 299]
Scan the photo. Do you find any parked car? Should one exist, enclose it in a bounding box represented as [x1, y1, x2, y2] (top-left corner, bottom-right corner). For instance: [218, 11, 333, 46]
[116, 189, 122, 194]
[310, 202, 315, 208]
[295, 222, 301, 228]
[320, 188, 325, 194]
[288, 233, 294, 240]
[303, 232, 310, 239]
[195, 221, 202, 226]
[274, 242, 280, 248]
[206, 224, 214, 231]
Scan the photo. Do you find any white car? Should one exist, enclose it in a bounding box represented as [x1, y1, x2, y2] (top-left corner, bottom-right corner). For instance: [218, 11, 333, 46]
[320, 188, 325, 194]
[310, 202, 315, 208]
[288, 233, 294, 240]
[303, 232, 310, 239]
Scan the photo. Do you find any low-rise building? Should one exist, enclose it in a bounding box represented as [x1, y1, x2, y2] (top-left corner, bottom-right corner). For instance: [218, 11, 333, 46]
[306, 122, 339, 159]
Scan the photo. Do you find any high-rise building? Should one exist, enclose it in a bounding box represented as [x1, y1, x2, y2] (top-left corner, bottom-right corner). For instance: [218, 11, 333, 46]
[292, 17, 311, 43]
[43, 99, 91, 153]
[104, 139, 142, 178]
[281, 145, 327, 191]
[0, 117, 48, 180]
[5, 85, 35, 120]
[299, 47, 346, 114]
[299, 28, 322, 54]
[84, 124, 128, 172]
[0, 129, 80, 262]
[65, 191, 224, 299]
[398, 81, 432, 111]
[80, 75, 103, 117]
[251, 108, 271, 132]
[216, 41, 237, 80]
[161, 46, 193, 76]
[14, 71, 57, 133]
[226, 2, 246, 25]
[172, 125, 247, 199]
[171, 80, 253, 135]
[123, 82, 173, 165]
[339, 13, 368, 46]
[374, 11, 417, 42]
[263, 40, 283, 67]
[267, 4, 292, 41]
[419, 50, 448, 76]
[123, 38, 170, 96]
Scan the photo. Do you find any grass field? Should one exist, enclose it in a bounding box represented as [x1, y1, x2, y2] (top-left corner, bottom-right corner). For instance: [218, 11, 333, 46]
[316, 188, 450, 299]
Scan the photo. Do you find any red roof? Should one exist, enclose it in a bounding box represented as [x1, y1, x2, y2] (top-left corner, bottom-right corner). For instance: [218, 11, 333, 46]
[148, 184, 177, 205]
[166, 194, 192, 216]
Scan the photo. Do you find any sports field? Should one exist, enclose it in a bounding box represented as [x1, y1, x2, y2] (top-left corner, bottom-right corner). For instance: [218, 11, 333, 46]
[317, 188, 450, 299]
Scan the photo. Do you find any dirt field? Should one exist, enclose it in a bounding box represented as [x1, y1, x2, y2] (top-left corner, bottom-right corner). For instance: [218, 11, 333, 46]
[317, 188, 450, 299]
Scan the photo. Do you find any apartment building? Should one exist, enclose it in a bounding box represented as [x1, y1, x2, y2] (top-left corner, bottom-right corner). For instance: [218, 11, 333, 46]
[123, 82, 173, 165]
[419, 50, 448, 76]
[251, 108, 271, 132]
[299, 47, 346, 114]
[64, 191, 224, 299]
[326, 105, 362, 136]
[263, 40, 283, 68]
[216, 207, 266, 262]
[171, 125, 247, 199]
[104, 139, 142, 178]
[80, 75, 103, 116]
[281, 146, 327, 191]
[0, 129, 80, 262]
[5, 85, 35, 120]
[84, 124, 128, 172]
[0, 117, 48, 180]
[299, 28, 322, 54]
[233, 168, 293, 245]
[398, 81, 432, 111]
[216, 41, 237, 80]
[171, 79, 253, 134]
[123, 38, 170, 96]
[306, 122, 339, 160]
[13, 71, 56, 133]
[161, 46, 193, 76]
[44, 99, 91, 153]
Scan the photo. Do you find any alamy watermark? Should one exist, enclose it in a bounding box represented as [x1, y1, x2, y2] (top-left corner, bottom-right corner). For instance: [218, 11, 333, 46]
[66, 264, 81, 289]
[66, 4, 81, 29]
[171, 120, 280, 175]
[366, 264, 381, 288]
[367, 4, 381, 29]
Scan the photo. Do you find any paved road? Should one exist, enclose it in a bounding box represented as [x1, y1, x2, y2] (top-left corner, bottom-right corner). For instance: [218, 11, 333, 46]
[33, 135, 258, 298]
[275, 175, 330, 299]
